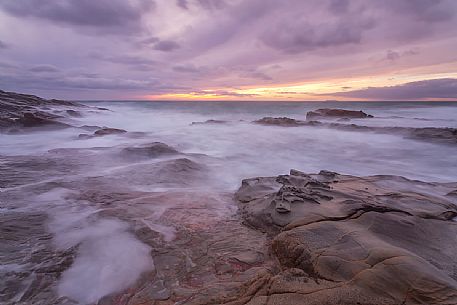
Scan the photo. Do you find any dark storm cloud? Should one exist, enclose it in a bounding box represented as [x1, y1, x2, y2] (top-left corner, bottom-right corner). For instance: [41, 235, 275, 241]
[333, 78, 457, 100]
[0, 0, 154, 31]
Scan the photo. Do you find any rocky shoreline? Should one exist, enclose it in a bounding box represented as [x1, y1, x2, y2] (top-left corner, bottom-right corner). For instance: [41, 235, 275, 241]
[1, 91, 457, 304]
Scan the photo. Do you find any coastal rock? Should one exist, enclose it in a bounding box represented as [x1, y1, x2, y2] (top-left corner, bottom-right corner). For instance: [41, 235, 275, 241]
[65, 109, 82, 117]
[191, 119, 228, 125]
[0, 89, 83, 132]
[120, 142, 179, 159]
[93, 127, 127, 136]
[306, 108, 373, 120]
[253, 116, 457, 145]
[254, 117, 306, 126]
[16, 112, 70, 129]
[233, 170, 457, 304]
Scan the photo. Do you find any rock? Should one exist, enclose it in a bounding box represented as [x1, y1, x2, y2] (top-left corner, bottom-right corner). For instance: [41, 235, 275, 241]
[253, 116, 457, 145]
[66, 109, 82, 117]
[16, 112, 70, 129]
[0, 89, 84, 132]
[120, 142, 179, 159]
[93, 127, 127, 136]
[254, 117, 305, 126]
[234, 170, 457, 304]
[191, 119, 228, 125]
[306, 108, 373, 120]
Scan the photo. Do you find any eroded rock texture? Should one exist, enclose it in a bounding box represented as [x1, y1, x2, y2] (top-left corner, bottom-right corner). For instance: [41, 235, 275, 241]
[232, 170, 457, 305]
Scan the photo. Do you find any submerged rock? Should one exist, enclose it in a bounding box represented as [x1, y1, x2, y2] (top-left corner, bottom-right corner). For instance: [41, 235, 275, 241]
[254, 117, 305, 126]
[94, 127, 127, 136]
[306, 108, 374, 120]
[233, 170, 457, 305]
[191, 119, 228, 125]
[120, 142, 179, 159]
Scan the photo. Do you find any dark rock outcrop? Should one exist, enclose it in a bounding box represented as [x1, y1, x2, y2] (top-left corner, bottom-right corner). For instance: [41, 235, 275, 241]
[233, 170, 457, 305]
[306, 108, 373, 120]
[0, 89, 83, 131]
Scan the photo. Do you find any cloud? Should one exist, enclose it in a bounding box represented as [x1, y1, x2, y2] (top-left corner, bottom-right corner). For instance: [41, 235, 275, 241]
[173, 64, 200, 73]
[152, 40, 180, 52]
[260, 15, 375, 53]
[197, 0, 227, 11]
[0, 40, 7, 49]
[29, 64, 60, 73]
[377, 0, 455, 23]
[88, 53, 157, 70]
[0, 0, 154, 32]
[384, 49, 419, 61]
[333, 78, 457, 100]
[176, 0, 189, 10]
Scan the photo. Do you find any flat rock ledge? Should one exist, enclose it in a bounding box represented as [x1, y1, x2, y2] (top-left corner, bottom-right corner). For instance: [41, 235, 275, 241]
[228, 169, 457, 305]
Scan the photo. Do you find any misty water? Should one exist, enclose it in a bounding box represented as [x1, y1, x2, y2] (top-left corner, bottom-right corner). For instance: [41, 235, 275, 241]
[4, 101, 457, 183]
[2, 101, 457, 304]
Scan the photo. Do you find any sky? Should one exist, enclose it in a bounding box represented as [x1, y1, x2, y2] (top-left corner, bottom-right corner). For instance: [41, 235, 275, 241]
[0, 0, 457, 101]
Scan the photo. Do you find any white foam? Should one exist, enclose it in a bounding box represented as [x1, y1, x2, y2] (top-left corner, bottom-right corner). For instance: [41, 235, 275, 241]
[37, 189, 154, 304]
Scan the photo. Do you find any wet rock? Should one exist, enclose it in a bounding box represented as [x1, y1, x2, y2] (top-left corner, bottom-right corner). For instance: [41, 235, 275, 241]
[254, 117, 305, 126]
[234, 170, 457, 305]
[191, 119, 228, 125]
[253, 116, 457, 145]
[65, 109, 82, 117]
[120, 142, 179, 159]
[93, 127, 127, 136]
[0, 89, 83, 132]
[306, 108, 373, 120]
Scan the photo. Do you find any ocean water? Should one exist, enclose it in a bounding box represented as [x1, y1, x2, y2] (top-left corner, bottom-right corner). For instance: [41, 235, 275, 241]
[2, 101, 457, 185]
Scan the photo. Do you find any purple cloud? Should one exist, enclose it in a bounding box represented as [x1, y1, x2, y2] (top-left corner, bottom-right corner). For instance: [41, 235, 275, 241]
[0, 40, 7, 49]
[0, 0, 154, 32]
[152, 40, 180, 52]
[29, 65, 60, 73]
[333, 78, 457, 100]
